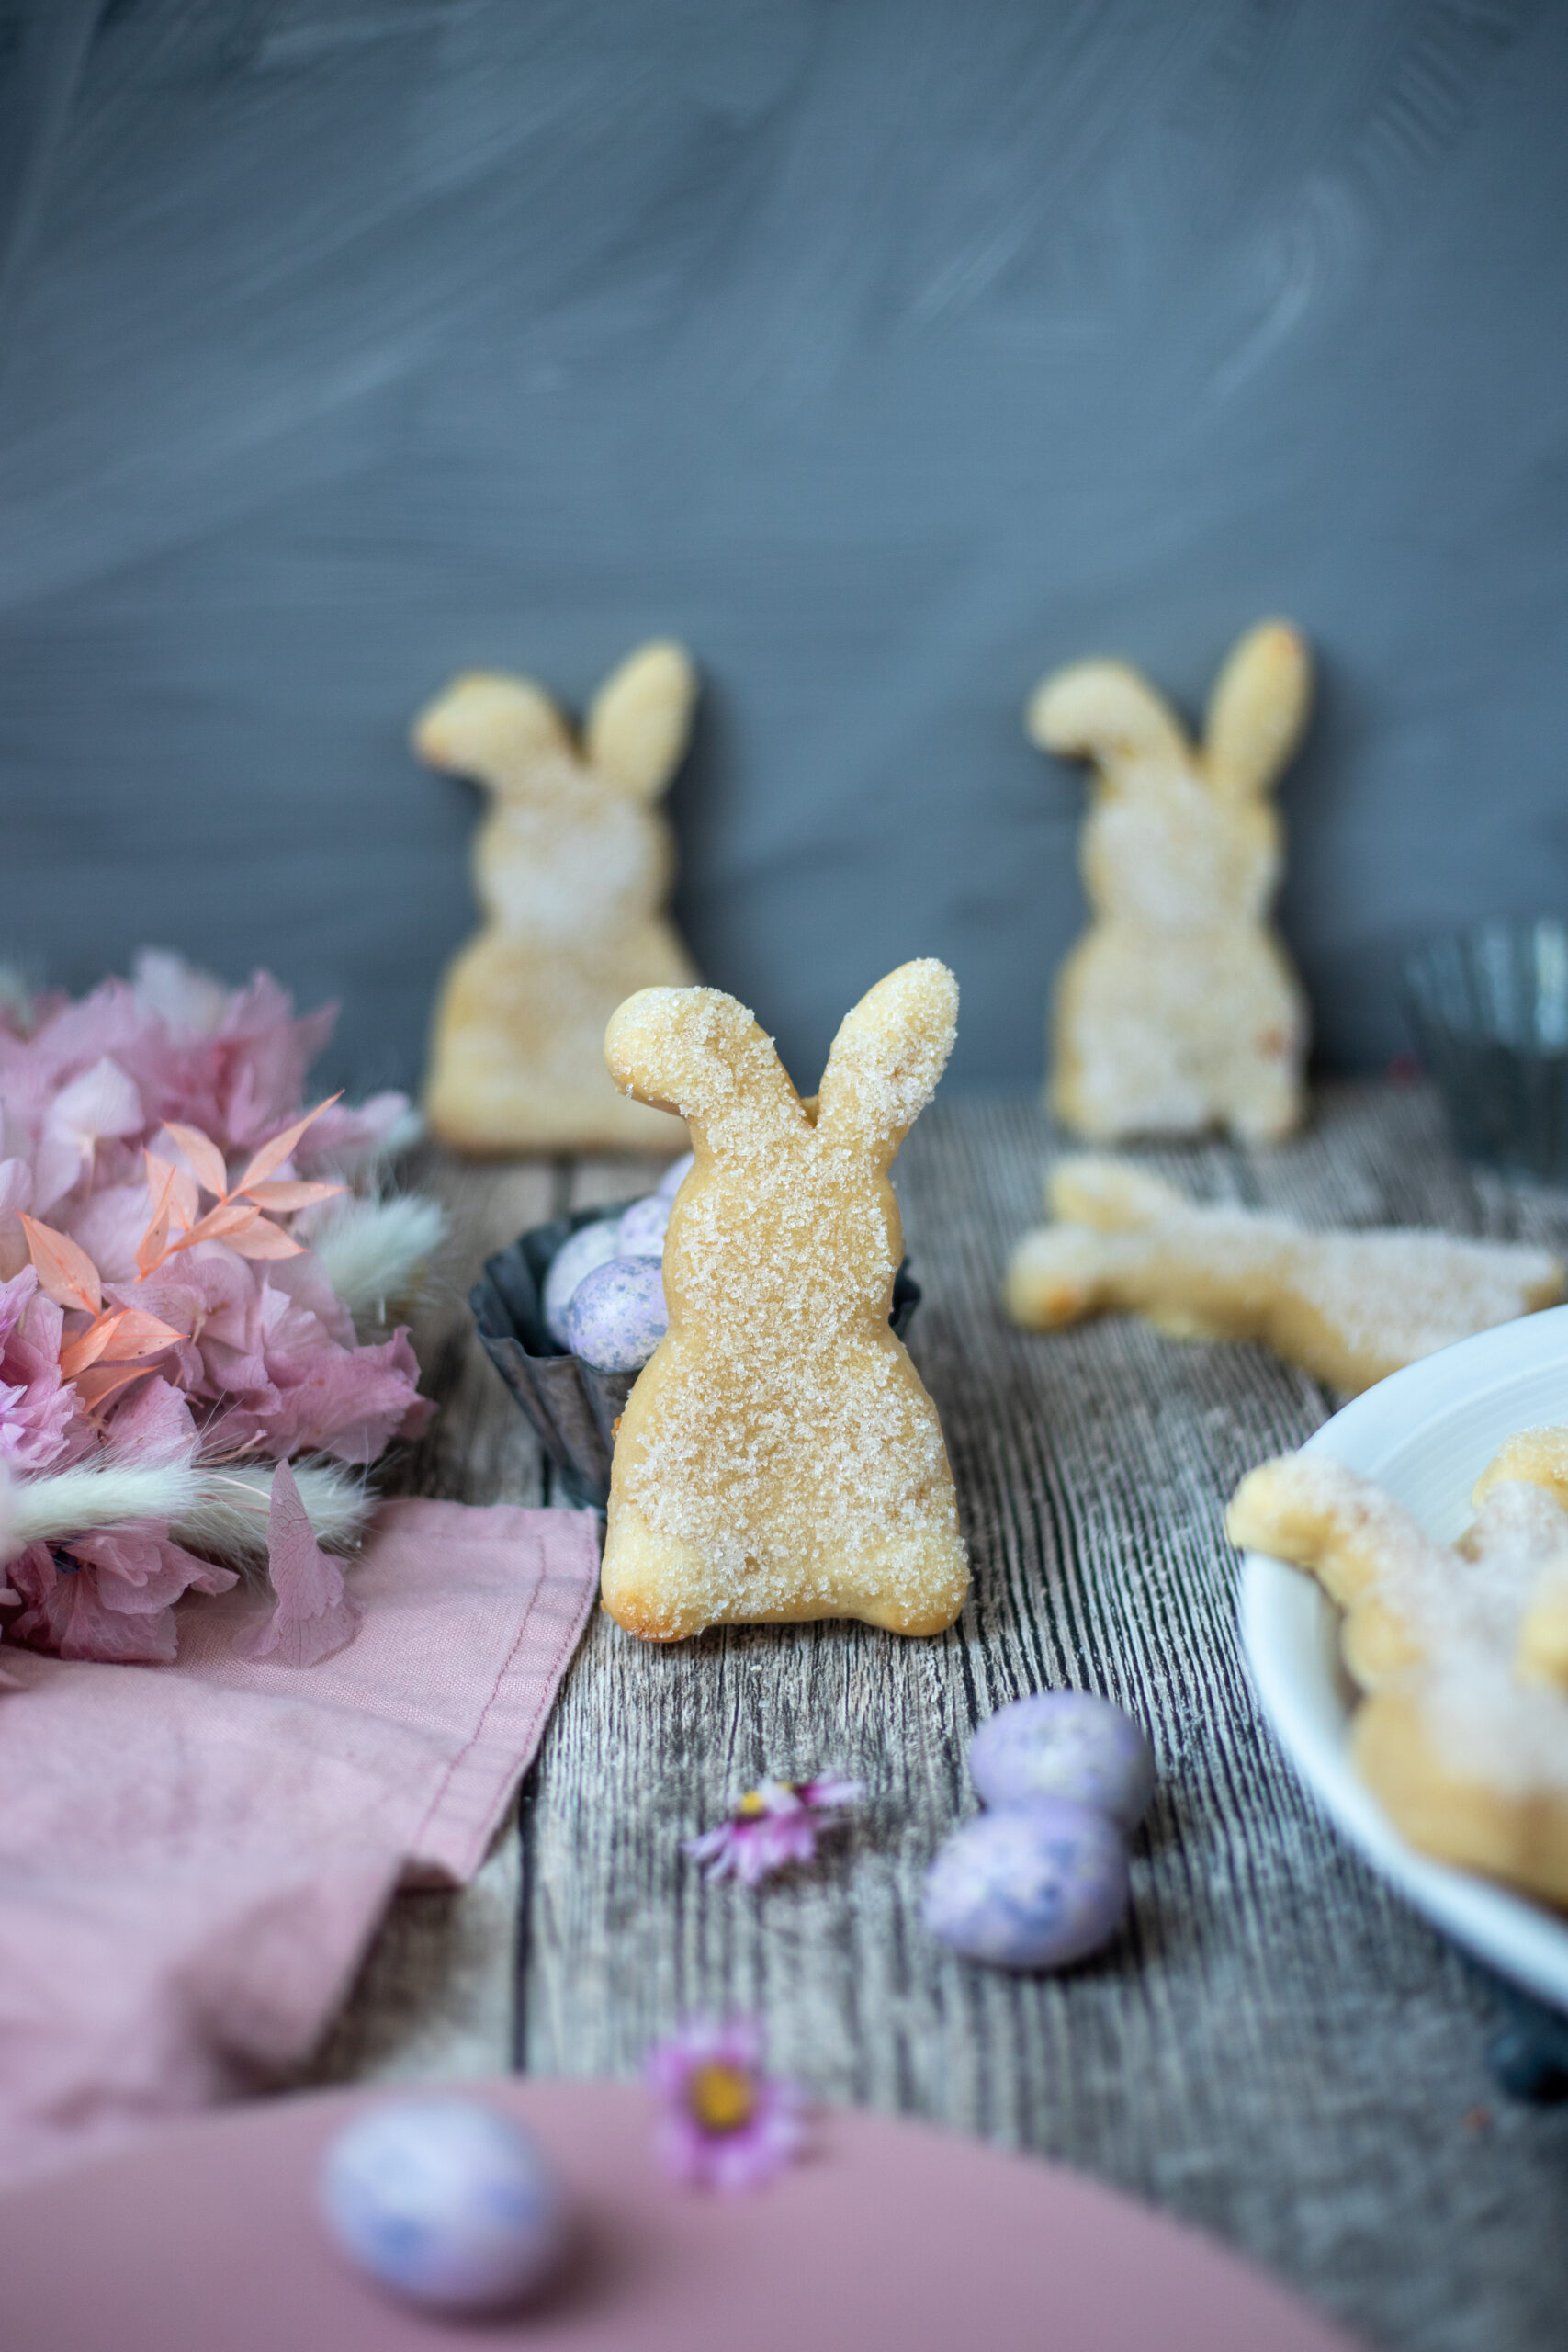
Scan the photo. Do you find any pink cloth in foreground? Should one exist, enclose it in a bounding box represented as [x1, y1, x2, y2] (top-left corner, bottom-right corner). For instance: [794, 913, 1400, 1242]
[0, 1499, 601, 2194]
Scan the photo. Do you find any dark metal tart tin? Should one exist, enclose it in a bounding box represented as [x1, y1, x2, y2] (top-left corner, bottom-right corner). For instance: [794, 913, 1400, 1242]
[469, 1199, 922, 1510]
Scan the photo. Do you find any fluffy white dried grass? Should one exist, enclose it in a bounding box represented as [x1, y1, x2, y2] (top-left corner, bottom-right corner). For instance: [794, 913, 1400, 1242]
[0, 1456, 370, 1570]
[310, 1194, 447, 1327]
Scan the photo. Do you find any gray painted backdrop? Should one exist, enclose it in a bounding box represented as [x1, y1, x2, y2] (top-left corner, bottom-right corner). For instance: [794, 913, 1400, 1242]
[1, 0, 1563, 1099]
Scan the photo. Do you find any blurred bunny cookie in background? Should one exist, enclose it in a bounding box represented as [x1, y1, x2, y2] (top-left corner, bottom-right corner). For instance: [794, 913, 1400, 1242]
[1004, 1155, 1562, 1396]
[599, 961, 968, 1643]
[1028, 620, 1313, 1144]
[415, 641, 698, 1153]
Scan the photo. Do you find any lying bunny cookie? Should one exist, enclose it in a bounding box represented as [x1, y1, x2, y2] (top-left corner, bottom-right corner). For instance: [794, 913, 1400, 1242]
[1226, 1446, 1568, 1905]
[599, 961, 968, 1642]
[416, 641, 698, 1152]
[1028, 620, 1312, 1143]
[1003, 1156, 1562, 1395]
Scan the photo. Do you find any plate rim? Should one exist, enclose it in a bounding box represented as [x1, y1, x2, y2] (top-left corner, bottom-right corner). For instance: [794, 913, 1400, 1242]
[1236, 1301, 1568, 2013]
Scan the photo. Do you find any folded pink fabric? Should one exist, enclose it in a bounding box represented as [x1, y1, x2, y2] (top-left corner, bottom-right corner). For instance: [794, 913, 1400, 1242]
[0, 1499, 600, 2192]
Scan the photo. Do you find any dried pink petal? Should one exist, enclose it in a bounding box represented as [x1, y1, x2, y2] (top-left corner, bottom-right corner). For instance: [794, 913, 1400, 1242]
[235, 1458, 359, 1668]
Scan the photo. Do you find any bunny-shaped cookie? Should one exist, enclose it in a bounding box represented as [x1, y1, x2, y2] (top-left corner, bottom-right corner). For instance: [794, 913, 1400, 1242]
[1027, 620, 1313, 1144]
[599, 960, 967, 1642]
[415, 641, 698, 1152]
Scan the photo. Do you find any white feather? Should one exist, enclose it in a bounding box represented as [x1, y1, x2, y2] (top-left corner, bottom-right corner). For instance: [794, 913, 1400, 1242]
[2, 1460, 201, 1549]
[311, 1193, 447, 1325]
[0, 1456, 371, 1569]
[174, 1461, 369, 1566]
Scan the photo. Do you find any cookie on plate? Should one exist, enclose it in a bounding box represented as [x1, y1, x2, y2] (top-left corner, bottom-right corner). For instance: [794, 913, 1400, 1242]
[1227, 1446, 1568, 1905]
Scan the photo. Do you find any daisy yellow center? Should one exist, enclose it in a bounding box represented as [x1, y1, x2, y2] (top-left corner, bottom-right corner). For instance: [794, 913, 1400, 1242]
[736, 1790, 767, 1817]
[688, 2062, 758, 2134]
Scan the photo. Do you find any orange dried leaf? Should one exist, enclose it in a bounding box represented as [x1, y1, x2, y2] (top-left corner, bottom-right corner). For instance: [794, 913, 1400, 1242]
[144, 1151, 198, 1232]
[73, 1363, 155, 1414]
[161, 1123, 229, 1201]
[239, 1179, 344, 1213]
[233, 1094, 342, 1195]
[102, 1307, 185, 1361]
[181, 1202, 261, 1249]
[20, 1216, 101, 1316]
[225, 1216, 304, 1260]
[60, 1305, 183, 1380]
[59, 1312, 126, 1379]
[135, 1204, 174, 1283]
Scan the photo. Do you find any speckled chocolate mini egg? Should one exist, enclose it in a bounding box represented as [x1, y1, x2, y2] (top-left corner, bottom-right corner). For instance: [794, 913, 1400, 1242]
[969, 1690, 1156, 1831]
[541, 1218, 622, 1348]
[657, 1149, 694, 1199]
[616, 1192, 671, 1259]
[318, 2098, 566, 2313]
[563, 1254, 669, 1372]
[922, 1799, 1129, 1971]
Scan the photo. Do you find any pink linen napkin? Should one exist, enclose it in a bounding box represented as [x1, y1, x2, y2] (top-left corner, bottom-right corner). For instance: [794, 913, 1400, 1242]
[0, 1499, 600, 2193]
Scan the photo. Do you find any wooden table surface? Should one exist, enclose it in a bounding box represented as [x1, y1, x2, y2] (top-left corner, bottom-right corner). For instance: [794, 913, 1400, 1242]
[311, 1081, 1568, 2352]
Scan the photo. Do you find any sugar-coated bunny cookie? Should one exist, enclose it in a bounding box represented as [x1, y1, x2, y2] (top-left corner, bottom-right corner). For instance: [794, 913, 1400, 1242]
[1472, 1429, 1568, 1688]
[1028, 621, 1312, 1143]
[1003, 1156, 1562, 1395]
[415, 642, 697, 1152]
[599, 961, 967, 1642]
[1226, 1449, 1568, 1906]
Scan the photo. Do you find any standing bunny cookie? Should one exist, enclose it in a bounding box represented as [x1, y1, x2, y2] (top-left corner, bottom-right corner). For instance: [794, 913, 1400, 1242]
[599, 961, 968, 1642]
[1028, 620, 1313, 1144]
[415, 641, 698, 1152]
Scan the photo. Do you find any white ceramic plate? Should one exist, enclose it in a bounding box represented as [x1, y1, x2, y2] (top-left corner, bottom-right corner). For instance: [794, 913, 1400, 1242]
[1238, 1302, 1568, 2013]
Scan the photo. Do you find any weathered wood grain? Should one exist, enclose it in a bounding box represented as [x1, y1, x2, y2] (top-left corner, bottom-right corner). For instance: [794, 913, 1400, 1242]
[308, 1147, 558, 2087]
[509, 1087, 1568, 2352]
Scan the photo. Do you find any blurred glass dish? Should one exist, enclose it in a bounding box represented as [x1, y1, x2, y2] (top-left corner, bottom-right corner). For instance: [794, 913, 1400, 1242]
[1404, 918, 1568, 1183]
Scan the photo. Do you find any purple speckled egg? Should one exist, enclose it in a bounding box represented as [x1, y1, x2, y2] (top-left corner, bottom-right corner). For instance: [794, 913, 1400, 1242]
[541, 1218, 622, 1348]
[615, 1193, 671, 1259]
[563, 1255, 669, 1373]
[318, 2098, 566, 2313]
[922, 1800, 1129, 1971]
[969, 1691, 1155, 1832]
[656, 1150, 694, 1199]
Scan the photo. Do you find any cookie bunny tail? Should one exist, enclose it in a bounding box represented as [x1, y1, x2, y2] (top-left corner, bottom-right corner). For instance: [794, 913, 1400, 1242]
[411, 671, 574, 789]
[605, 985, 804, 1151]
[1025, 660, 1190, 781]
[1202, 620, 1312, 800]
[586, 641, 698, 802]
[816, 960, 959, 1163]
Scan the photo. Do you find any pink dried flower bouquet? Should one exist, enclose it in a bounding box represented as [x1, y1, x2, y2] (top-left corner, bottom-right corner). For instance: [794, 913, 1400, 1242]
[0, 952, 445, 1672]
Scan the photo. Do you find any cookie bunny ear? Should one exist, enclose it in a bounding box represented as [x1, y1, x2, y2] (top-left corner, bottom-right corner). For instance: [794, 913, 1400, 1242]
[605, 985, 802, 1148]
[1025, 660, 1190, 782]
[1202, 620, 1312, 799]
[412, 671, 574, 790]
[817, 959, 959, 1159]
[585, 640, 698, 802]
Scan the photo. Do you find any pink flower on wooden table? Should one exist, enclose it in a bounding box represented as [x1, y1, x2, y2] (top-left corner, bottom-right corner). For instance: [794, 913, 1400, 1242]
[647, 2018, 807, 2193]
[682, 1775, 862, 1887]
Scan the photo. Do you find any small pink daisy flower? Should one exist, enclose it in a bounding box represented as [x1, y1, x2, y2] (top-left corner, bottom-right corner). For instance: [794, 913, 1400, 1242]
[682, 1775, 862, 1887]
[647, 2018, 807, 2192]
